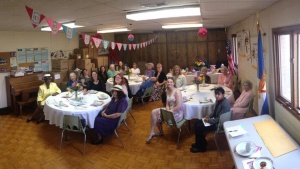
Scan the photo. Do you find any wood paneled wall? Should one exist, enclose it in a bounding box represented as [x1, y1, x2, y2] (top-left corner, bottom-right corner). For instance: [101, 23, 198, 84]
[114, 29, 227, 73]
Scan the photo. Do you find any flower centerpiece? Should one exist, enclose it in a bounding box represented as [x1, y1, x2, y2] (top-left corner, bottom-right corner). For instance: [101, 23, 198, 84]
[194, 76, 204, 91]
[194, 58, 206, 71]
[127, 69, 132, 80]
[71, 81, 80, 100]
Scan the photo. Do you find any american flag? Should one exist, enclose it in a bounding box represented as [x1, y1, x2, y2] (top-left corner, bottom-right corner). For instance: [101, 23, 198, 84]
[226, 38, 237, 75]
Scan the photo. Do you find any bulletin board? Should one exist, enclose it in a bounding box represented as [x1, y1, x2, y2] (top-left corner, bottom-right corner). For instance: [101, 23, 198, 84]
[17, 48, 50, 71]
[0, 52, 15, 72]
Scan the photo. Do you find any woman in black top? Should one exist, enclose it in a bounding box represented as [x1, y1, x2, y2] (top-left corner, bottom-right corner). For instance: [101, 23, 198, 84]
[83, 71, 105, 94]
[149, 63, 167, 101]
[99, 66, 108, 83]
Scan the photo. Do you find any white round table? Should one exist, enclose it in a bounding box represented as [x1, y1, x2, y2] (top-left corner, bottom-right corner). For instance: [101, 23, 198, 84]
[44, 91, 111, 128]
[181, 84, 234, 120]
[106, 75, 143, 95]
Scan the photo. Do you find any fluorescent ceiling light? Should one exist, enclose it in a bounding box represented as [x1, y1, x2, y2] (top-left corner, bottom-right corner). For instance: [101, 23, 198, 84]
[97, 28, 130, 33]
[41, 22, 84, 31]
[162, 23, 203, 29]
[126, 6, 200, 21]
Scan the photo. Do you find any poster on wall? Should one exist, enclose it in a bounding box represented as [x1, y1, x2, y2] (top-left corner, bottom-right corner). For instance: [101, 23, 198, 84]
[249, 37, 258, 69]
[17, 47, 49, 71]
[237, 31, 250, 58]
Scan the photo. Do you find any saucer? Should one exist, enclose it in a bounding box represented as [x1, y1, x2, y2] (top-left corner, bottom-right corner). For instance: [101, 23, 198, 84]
[253, 157, 273, 169]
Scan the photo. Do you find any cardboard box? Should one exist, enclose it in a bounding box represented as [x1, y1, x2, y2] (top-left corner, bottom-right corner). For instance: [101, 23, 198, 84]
[91, 56, 108, 68]
[79, 48, 89, 58]
[68, 59, 75, 71]
[91, 63, 95, 68]
[50, 71, 68, 84]
[91, 68, 98, 73]
[51, 59, 68, 71]
[88, 46, 94, 58]
[69, 54, 81, 59]
[75, 59, 91, 70]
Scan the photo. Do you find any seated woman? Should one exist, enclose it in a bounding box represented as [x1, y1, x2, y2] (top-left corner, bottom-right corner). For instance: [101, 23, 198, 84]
[131, 62, 140, 75]
[190, 87, 231, 153]
[149, 63, 167, 102]
[107, 64, 116, 78]
[200, 67, 211, 84]
[218, 66, 233, 90]
[113, 73, 129, 99]
[83, 71, 106, 94]
[231, 80, 254, 120]
[91, 85, 128, 144]
[66, 72, 82, 92]
[146, 77, 184, 143]
[117, 61, 126, 73]
[144, 62, 155, 77]
[99, 66, 108, 83]
[79, 69, 90, 87]
[26, 74, 61, 123]
[172, 65, 187, 90]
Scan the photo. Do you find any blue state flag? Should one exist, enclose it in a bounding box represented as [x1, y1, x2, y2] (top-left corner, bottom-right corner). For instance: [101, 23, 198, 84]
[257, 30, 269, 115]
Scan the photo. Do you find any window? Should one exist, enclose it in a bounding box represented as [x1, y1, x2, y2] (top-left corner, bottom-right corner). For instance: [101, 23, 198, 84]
[232, 34, 238, 65]
[273, 25, 300, 118]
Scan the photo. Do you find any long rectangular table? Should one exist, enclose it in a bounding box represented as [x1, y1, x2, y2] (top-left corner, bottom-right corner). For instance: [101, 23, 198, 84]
[224, 115, 300, 169]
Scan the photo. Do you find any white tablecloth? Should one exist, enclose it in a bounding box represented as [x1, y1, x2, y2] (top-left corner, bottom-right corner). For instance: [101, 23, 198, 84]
[181, 84, 233, 120]
[44, 91, 111, 128]
[224, 115, 300, 169]
[106, 75, 143, 95]
[167, 72, 221, 84]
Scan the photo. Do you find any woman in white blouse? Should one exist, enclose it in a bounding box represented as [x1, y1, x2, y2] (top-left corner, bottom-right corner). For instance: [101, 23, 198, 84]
[130, 62, 140, 75]
[172, 65, 187, 90]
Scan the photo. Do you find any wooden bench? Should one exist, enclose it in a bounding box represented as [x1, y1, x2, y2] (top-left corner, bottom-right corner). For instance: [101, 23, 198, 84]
[17, 88, 39, 117]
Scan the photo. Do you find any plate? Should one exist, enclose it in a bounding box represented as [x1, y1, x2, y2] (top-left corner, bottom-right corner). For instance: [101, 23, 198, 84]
[235, 141, 257, 157]
[89, 90, 98, 94]
[98, 95, 108, 100]
[91, 101, 104, 106]
[61, 93, 73, 98]
[253, 157, 273, 169]
[200, 84, 209, 87]
[199, 98, 210, 103]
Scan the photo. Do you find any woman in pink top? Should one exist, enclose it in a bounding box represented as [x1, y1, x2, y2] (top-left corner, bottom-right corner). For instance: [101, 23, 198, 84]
[231, 80, 254, 120]
[218, 66, 233, 90]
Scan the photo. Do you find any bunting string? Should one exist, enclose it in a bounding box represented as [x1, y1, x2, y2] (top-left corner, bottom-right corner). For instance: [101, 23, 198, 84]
[25, 5, 158, 50]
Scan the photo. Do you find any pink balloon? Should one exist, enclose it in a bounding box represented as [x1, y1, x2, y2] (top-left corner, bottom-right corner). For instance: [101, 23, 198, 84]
[198, 28, 208, 38]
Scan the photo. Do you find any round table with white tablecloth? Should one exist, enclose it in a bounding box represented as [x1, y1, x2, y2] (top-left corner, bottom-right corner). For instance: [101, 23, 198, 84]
[44, 91, 111, 128]
[106, 75, 144, 95]
[181, 84, 234, 120]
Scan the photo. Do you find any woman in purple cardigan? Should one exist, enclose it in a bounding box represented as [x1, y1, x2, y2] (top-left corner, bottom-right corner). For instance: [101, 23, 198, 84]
[91, 85, 128, 144]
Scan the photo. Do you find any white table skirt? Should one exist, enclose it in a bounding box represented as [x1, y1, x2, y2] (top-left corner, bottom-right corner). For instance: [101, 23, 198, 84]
[44, 91, 111, 128]
[224, 115, 300, 169]
[181, 84, 234, 120]
[106, 75, 143, 95]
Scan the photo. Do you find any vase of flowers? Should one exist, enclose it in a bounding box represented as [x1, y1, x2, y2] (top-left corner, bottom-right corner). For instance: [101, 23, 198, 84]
[71, 81, 80, 100]
[194, 59, 206, 71]
[127, 69, 132, 80]
[194, 76, 203, 91]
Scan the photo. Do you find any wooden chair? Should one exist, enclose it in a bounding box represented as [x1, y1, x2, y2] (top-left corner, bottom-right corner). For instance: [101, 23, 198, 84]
[16, 88, 38, 117]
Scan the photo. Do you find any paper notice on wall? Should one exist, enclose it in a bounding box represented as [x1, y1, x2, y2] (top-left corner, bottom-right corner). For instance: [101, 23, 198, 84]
[54, 74, 60, 80]
[41, 62, 49, 71]
[34, 62, 42, 71]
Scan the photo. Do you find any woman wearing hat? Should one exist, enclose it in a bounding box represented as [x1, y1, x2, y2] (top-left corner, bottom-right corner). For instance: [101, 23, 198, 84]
[26, 74, 61, 123]
[91, 85, 128, 144]
[144, 62, 155, 78]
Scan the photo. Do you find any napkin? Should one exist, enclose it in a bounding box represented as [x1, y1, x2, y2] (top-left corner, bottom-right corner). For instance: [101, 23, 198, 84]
[249, 146, 262, 159]
[242, 159, 254, 169]
[226, 125, 247, 137]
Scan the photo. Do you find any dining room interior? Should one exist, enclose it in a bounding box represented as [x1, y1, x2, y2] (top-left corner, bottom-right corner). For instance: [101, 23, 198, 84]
[1, 0, 300, 168]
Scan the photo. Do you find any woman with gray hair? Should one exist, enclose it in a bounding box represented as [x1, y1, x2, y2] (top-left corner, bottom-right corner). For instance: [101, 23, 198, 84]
[231, 80, 254, 120]
[200, 67, 211, 84]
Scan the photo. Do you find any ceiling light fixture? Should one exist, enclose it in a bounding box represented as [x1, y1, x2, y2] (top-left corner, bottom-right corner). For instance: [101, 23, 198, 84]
[162, 23, 203, 29]
[97, 28, 130, 33]
[41, 22, 84, 31]
[126, 6, 200, 21]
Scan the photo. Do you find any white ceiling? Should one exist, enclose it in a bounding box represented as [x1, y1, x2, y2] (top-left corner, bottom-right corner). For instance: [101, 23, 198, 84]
[0, 0, 280, 33]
